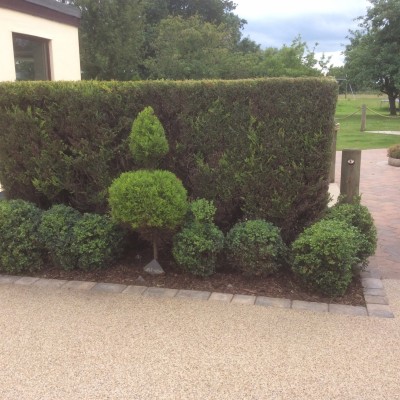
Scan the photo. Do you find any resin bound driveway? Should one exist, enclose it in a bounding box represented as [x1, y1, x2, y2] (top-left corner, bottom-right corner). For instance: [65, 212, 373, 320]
[0, 149, 399, 399]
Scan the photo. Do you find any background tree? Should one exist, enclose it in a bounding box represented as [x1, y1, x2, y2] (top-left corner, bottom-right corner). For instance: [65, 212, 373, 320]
[145, 15, 238, 79]
[58, 0, 327, 80]
[58, 0, 145, 80]
[345, 0, 400, 115]
[255, 36, 328, 77]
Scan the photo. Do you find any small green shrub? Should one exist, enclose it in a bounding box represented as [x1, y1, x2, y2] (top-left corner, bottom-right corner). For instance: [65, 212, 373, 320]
[129, 106, 169, 169]
[188, 198, 217, 224]
[291, 219, 359, 296]
[388, 144, 400, 159]
[225, 220, 286, 276]
[325, 199, 377, 267]
[109, 170, 187, 230]
[173, 199, 224, 276]
[39, 204, 81, 270]
[0, 200, 44, 273]
[109, 169, 188, 258]
[70, 213, 125, 271]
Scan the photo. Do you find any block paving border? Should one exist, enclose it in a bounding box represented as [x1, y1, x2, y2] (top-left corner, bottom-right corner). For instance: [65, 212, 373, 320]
[0, 271, 394, 319]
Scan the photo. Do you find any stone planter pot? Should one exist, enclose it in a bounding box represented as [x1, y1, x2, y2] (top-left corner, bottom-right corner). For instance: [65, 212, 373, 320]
[388, 157, 400, 167]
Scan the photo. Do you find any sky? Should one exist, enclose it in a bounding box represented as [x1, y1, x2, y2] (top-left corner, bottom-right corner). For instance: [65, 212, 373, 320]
[234, 0, 370, 66]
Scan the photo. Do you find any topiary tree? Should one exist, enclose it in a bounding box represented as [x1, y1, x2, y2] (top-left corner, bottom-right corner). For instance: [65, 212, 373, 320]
[109, 170, 188, 261]
[129, 106, 169, 169]
[225, 219, 286, 276]
[173, 199, 224, 277]
[110, 107, 188, 270]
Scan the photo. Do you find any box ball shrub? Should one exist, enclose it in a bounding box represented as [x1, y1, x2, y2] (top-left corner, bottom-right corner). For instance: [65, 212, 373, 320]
[225, 220, 286, 276]
[109, 169, 188, 258]
[291, 219, 359, 296]
[129, 106, 169, 169]
[70, 213, 125, 271]
[0, 199, 44, 273]
[387, 143, 400, 159]
[39, 204, 81, 270]
[173, 199, 224, 277]
[324, 199, 377, 267]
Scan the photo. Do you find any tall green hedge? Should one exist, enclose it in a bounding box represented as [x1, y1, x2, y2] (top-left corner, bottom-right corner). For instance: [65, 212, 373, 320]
[0, 78, 337, 241]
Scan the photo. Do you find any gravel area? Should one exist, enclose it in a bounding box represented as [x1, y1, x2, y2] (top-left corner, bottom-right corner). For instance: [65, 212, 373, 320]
[0, 280, 399, 399]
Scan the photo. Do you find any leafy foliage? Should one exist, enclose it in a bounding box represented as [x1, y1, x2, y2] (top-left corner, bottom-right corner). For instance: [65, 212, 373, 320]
[108, 169, 188, 233]
[186, 198, 217, 224]
[145, 15, 236, 79]
[345, 0, 400, 115]
[129, 106, 169, 169]
[173, 199, 224, 276]
[40, 204, 125, 270]
[70, 213, 125, 270]
[324, 199, 377, 267]
[225, 220, 286, 276]
[71, 0, 145, 80]
[0, 200, 44, 273]
[0, 79, 337, 241]
[388, 143, 400, 159]
[291, 219, 359, 296]
[39, 204, 81, 270]
[59, 0, 326, 80]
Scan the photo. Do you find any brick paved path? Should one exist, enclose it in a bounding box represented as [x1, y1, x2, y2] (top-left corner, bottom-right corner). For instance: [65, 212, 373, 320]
[335, 149, 400, 279]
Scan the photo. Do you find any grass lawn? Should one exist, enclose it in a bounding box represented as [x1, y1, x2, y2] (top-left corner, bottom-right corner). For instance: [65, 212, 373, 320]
[335, 93, 400, 150]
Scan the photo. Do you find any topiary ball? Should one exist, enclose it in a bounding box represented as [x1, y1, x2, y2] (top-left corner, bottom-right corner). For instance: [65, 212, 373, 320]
[39, 204, 81, 270]
[0, 199, 44, 273]
[173, 222, 224, 277]
[108, 169, 188, 232]
[325, 200, 377, 267]
[71, 213, 125, 271]
[291, 219, 359, 296]
[225, 219, 286, 276]
[172, 198, 224, 277]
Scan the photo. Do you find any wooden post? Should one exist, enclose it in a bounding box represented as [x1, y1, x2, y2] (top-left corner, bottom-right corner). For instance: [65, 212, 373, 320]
[340, 149, 361, 204]
[330, 123, 339, 183]
[360, 104, 366, 132]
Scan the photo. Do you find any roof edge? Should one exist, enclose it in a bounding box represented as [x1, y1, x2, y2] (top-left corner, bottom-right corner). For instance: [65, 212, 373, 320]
[0, 0, 81, 26]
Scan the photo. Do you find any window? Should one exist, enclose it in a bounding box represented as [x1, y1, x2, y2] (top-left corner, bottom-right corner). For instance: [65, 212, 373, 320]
[12, 33, 51, 81]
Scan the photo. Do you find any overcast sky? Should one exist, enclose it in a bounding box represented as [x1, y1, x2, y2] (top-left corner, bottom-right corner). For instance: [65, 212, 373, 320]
[235, 0, 370, 66]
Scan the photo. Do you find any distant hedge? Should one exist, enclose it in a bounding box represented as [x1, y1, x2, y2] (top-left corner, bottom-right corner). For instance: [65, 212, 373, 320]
[0, 78, 337, 241]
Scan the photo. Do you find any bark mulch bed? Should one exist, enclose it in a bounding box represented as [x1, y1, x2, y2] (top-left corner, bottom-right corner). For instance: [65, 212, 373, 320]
[28, 246, 366, 307]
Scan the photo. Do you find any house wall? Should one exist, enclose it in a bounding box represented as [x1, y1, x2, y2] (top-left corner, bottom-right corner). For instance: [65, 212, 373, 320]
[0, 7, 81, 81]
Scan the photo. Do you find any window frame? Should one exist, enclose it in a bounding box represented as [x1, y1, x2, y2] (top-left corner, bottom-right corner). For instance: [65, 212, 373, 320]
[12, 32, 52, 81]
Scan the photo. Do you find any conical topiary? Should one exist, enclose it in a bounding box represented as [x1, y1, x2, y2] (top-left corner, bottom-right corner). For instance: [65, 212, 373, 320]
[129, 106, 169, 169]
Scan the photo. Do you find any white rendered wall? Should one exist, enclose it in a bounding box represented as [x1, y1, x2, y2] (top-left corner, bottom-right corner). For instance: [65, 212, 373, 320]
[0, 7, 81, 81]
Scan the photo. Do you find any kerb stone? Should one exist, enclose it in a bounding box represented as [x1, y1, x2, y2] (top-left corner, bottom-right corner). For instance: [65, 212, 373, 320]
[231, 294, 256, 305]
[209, 292, 234, 303]
[361, 278, 384, 289]
[175, 290, 211, 301]
[329, 304, 368, 317]
[367, 304, 395, 318]
[91, 282, 127, 293]
[143, 287, 178, 298]
[292, 300, 328, 313]
[122, 285, 147, 295]
[255, 296, 291, 309]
